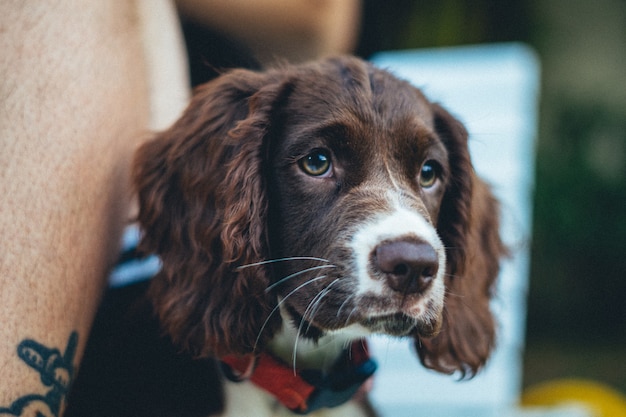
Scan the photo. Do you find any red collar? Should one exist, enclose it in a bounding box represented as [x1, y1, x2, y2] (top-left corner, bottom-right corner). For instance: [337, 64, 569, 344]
[221, 340, 377, 414]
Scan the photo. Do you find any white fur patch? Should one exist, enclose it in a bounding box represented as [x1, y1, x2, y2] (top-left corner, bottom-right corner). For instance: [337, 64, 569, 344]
[350, 192, 446, 297]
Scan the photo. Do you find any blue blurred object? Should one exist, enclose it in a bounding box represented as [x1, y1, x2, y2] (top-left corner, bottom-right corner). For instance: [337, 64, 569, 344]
[368, 43, 545, 416]
[108, 225, 161, 287]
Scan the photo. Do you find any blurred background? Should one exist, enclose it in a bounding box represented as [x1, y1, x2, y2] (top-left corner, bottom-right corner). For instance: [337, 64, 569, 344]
[351, 0, 626, 394]
[181, 0, 625, 398]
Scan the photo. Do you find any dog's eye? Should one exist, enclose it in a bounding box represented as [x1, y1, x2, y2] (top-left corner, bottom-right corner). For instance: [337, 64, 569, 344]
[299, 149, 332, 177]
[419, 160, 440, 188]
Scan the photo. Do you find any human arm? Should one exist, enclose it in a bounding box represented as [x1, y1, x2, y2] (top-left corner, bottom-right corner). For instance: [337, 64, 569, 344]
[0, 2, 151, 414]
[176, 0, 362, 64]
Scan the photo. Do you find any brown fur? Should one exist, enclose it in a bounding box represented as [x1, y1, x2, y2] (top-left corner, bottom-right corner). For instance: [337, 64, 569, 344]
[133, 56, 505, 384]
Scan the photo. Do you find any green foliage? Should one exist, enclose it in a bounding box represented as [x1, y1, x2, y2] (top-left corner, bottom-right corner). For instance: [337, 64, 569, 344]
[528, 98, 626, 343]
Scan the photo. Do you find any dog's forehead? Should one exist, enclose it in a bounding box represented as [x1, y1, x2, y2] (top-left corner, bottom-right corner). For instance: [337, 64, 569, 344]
[285, 58, 434, 129]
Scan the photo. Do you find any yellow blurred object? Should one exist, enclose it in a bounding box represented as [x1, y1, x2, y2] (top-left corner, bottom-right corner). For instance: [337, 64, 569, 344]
[522, 379, 626, 417]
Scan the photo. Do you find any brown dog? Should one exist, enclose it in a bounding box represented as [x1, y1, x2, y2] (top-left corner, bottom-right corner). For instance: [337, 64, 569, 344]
[68, 56, 504, 417]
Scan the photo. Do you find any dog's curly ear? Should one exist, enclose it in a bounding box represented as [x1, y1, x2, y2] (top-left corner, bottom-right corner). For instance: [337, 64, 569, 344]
[415, 104, 506, 378]
[133, 69, 289, 357]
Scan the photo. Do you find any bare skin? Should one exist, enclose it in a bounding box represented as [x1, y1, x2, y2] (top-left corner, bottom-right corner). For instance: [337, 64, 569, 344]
[177, 0, 362, 65]
[0, 2, 151, 414]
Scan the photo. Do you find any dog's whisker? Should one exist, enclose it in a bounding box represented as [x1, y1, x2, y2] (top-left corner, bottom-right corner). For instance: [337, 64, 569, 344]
[265, 264, 336, 292]
[293, 316, 306, 374]
[297, 287, 327, 339]
[253, 303, 284, 353]
[237, 256, 331, 270]
[336, 293, 354, 319]
[301, 292, 326, 336]
[443, 287, 465, 299]
[348, 305, 361, 325]
[344, 305, 359, 327]
[442, 271, 460, 280]
[304, 279, 340, 333]
[253, 275, 329, 351]
[292, 279, 337, 372]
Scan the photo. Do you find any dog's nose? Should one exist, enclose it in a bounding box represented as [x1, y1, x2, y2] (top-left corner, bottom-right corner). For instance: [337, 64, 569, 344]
[375, 240, 439, 294]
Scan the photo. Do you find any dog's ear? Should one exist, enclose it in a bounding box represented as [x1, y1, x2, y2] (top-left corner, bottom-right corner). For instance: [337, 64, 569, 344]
[415, 104, 505, 378]
[133, 69, 288, 357]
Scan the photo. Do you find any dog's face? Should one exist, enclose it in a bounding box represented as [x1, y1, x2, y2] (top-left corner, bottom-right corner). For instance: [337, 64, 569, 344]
[265, 69, 450, 340]
[134, 56, 504, 378]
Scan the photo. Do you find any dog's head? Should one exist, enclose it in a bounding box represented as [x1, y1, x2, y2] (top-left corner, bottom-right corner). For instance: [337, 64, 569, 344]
[134, 56, 505, 378]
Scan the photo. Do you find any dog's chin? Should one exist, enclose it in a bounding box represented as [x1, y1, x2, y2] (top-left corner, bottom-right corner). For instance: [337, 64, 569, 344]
[361, 313, 416, 336]
[361, 313, 441, 338]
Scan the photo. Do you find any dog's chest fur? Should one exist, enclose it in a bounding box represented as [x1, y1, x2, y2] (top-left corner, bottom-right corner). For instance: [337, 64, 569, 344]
[221, 381, 368, 417]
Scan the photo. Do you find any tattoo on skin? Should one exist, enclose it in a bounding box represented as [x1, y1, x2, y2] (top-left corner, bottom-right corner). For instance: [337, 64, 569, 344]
[0, 332, 78, 417]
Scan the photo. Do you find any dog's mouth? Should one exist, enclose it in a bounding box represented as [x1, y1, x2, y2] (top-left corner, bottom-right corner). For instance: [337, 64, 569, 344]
[286, 303, 441, 340]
